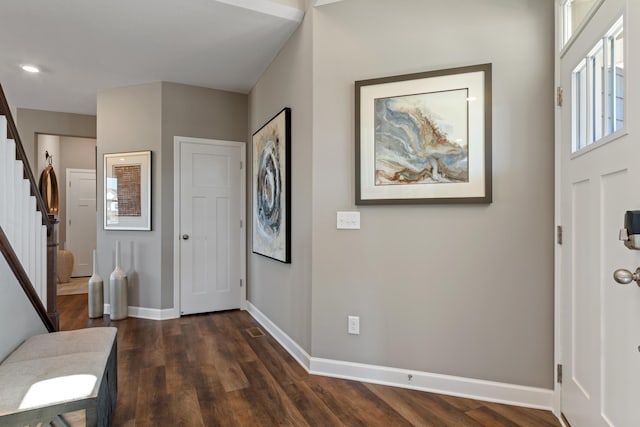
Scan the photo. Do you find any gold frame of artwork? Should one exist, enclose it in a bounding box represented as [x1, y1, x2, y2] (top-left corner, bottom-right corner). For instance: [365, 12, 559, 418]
[355, 64, 492, 204]
[104, 150, 151, 230]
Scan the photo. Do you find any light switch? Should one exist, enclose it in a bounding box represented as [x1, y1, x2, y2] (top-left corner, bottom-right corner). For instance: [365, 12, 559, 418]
[337, 211, 360, 229]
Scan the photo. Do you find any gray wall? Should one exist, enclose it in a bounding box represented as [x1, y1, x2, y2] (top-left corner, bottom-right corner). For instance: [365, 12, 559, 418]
[97, 82, 248, 310]
[160, 82, 248, 308]
[15, 108, 96, 170]
[249, 0, 554, 388]
[0, 255, 47, 362]
[310, 0, 554, 388]
[248, 1, 313, 352]
[56, 136, 97, 249]
[97, 83, 163, 309]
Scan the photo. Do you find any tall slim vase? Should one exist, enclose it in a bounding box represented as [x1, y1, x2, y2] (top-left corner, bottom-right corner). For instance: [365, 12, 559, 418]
[88, 249, 104, 318]
[109, 240, 128, 320]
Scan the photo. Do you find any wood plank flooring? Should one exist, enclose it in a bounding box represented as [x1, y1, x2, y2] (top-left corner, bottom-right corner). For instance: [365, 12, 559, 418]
[58, 294, 561, 426]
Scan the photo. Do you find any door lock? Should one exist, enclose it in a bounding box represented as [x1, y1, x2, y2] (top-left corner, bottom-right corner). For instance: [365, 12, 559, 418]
[182, 234, 190, 240]
[613, 268, 640, 286]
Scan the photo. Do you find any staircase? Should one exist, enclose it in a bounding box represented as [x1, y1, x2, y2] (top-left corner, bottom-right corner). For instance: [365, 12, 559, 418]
[0, 84, 58, 332]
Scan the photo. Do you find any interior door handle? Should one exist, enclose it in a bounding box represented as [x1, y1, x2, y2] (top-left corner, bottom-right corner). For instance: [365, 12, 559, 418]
[182, 234, 190, 240]
[613, 267, 640, 286]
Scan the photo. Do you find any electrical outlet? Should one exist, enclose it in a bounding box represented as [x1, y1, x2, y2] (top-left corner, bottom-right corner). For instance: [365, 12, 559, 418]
[348, 316, 360, 335]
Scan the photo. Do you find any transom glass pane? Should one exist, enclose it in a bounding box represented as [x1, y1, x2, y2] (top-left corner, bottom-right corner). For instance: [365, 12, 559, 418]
[608, 28, 624, 133]
[591, 43, 604, 141]
[573, 61, 587, 151]
[562, 0, 598, 47]
[571, 16, 624, 153]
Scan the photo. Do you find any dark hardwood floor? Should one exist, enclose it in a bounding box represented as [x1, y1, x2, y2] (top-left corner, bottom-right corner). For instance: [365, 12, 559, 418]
[58, 294, 561, 426]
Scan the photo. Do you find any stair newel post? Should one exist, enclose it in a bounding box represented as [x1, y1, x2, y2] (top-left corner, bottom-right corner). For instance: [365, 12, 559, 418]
[46, 214, 59, 330]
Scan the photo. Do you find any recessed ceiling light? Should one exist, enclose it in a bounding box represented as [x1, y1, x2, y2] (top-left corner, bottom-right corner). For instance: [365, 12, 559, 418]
[21, 65, 40, 73]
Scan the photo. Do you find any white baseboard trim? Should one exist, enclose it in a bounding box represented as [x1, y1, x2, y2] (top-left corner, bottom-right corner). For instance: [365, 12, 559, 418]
[246, 301, 311, 371]
[246, 300, 553, 411]
[103, 304, 178, 320]
[309, 358, 553, 410]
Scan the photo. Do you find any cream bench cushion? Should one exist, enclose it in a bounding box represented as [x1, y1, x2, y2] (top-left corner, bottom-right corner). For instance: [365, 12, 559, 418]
[0, 327, 117, 427]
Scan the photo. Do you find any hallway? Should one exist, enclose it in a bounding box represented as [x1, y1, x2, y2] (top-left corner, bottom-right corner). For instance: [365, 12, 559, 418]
[58, 295, 561, 426]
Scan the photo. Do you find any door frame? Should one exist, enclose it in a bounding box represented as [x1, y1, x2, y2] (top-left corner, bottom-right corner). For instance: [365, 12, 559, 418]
[553, 0, 563, 418]
[553, 0, 620, 419]
[172, 136, 247, 317]
[65, 167, 96, 276]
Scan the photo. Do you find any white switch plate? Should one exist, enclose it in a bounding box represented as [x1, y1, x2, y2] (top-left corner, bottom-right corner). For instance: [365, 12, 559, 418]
[348, 315, 360, 335]
[337, 211, 360, 229]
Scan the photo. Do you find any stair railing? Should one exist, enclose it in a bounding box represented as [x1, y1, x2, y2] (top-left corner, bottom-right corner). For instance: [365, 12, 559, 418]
[0, 84, 58, 332]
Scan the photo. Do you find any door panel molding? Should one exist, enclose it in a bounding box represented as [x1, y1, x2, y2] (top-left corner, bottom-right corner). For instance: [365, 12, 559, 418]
[172, 136, 246, 318]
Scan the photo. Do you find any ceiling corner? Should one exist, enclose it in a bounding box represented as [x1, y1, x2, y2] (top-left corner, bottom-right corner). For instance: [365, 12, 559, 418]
[215, 0, 305, 22]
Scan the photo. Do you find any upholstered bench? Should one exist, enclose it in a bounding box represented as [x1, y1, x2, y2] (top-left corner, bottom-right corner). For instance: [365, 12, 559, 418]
[0, 327, 117, 427]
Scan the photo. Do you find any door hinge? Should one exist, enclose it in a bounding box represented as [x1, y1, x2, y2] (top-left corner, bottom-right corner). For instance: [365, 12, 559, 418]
[240, 161, 243, 169]
[557, 364, 563, 384]
[557, 86, 563, 107]
[557, 225, 563, 245]
[69, 220, 71, 226]
[240, 220, 243, 228]
[69, 181, 71, 187]
[240, 279, 243, 288]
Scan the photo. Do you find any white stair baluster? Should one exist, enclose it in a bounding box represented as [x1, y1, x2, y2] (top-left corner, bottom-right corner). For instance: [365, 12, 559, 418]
[0, 117, 6, 229]
[21, 179, 30, 270]
[40, 225, 47, 308]
[0, 113, 51, 310]
[35, 212, 42, 300]
[28, 196, 37, 285]
[5, 139, 16, 247]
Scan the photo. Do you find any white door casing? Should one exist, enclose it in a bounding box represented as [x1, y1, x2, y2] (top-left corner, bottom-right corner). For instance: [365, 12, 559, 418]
[66, 168, 96, 277]
[174, 137, 246, 315]
[557, 1, 640, 426]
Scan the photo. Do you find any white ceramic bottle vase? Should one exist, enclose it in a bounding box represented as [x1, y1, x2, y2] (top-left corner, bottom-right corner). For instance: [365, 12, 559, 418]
[87, 249, 104, 318]
[109, 240, 128, 320]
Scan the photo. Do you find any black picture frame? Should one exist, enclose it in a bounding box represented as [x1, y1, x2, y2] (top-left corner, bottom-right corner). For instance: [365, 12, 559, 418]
[252, 107, 291, 263]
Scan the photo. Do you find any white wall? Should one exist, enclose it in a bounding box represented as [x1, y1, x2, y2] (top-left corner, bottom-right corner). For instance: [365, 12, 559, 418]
[250, 0, 555, 389]
[58, 136, 97, 251]
[160, 82, 248, 308]
[97, 82, 163, 309]
[97, 82, 248, 311]
[310, 0, 555, 388]
[0, 255, 47, 362]
[36, 134, 60, 180]
[248, 0, 314, 352]
[16, 108, 96, 171]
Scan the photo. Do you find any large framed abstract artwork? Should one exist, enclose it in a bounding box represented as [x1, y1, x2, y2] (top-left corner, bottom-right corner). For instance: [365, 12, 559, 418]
[355, 63, 492, 204]
[252, 107, 291, 263]
[104, 150, 151, 230]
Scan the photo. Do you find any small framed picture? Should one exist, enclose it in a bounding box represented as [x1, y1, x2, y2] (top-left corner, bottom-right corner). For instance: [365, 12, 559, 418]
[104, 150, 151, 230]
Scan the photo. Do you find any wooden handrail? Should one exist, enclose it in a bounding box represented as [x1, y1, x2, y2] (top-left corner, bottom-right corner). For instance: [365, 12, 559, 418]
[0, 226, 55, 332]
[0, 84, 58, 331]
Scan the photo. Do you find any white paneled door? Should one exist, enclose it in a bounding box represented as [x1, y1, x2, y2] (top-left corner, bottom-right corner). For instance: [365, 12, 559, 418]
[177, 138, 244, 315]
[66, 168, 96, 277]
[559, 1, 640, 425]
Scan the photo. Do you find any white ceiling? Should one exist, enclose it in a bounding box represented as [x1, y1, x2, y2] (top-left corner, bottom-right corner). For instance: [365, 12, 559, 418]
[0, 0, 305, 115]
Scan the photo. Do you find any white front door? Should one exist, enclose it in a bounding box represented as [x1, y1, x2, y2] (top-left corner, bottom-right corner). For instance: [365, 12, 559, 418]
[176, 137, 245, 315]
[66, 168, 96, 277]
[559, 1, 640, 425]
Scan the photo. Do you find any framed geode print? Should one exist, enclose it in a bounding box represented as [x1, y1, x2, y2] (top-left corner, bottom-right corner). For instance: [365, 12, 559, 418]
[252, 107, 291, 263]
[355, 63, 492, 204]
[104, 150, 151, 230]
